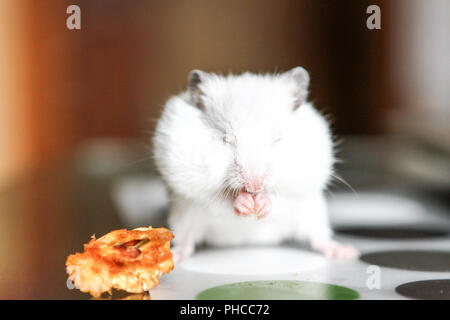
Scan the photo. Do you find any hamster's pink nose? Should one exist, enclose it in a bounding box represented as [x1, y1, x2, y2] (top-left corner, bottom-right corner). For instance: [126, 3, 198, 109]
[244, 177, 265, 194]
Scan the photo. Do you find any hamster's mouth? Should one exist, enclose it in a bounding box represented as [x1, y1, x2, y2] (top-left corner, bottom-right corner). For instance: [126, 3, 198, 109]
[221, 186, 270, 201]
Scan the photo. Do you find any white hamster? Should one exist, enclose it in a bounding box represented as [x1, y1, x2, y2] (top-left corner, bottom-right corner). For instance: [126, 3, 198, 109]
[153, 67, 358, 262]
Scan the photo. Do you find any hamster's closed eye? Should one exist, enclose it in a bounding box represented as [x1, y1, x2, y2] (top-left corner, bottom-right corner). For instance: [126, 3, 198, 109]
[272, 136, 282, 145]
[222, 133, 235, 145]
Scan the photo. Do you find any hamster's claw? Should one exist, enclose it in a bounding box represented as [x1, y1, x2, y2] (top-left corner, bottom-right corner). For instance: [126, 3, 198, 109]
[312, 240, 360, 259]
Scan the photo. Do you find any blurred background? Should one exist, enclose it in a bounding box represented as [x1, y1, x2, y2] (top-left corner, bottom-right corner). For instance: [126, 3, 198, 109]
[0, 0, 448, 298]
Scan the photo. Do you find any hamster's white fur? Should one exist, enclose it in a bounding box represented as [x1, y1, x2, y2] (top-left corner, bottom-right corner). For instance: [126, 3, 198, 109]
[153, 67, 358, 260]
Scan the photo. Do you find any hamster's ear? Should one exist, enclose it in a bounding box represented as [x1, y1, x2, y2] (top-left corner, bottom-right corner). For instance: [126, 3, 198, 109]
[188, 69, 208, 109]
[283, 66, 310, 109]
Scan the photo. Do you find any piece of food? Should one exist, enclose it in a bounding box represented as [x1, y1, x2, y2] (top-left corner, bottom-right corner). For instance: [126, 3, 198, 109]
[66, 226, 174, 297]
[91, 293, 151, 300]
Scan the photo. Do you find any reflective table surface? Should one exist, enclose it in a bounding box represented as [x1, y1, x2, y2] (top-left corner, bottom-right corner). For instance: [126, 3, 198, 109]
[0, 136, 448, 299]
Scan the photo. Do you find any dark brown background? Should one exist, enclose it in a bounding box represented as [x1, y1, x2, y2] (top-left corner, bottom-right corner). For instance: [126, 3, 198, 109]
[3, 0, 398, 184]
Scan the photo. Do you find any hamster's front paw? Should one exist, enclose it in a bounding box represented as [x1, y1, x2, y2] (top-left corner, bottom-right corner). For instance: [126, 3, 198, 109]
[312, 240, 360, 259]
[233, 192, 255, 217]
[233, 192, 271, 219]
[253, 193, 271, 219]
[171, 243, 194, 265]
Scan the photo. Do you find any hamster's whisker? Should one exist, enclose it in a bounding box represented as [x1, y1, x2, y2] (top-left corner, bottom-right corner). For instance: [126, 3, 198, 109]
[329, 173, 358, 197]
[118, 155, 155, 169]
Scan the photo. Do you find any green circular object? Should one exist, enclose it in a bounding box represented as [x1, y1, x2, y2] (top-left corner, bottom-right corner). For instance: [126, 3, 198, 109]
[196, 280, 360, 300]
